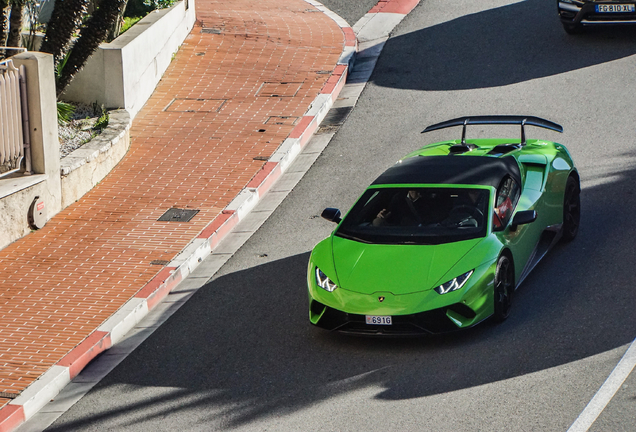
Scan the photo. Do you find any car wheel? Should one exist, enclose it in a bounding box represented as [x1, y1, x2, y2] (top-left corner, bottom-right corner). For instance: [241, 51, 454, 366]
[562, 22, 583, 34]
[562, 176, 581, 242]
[493, 254, 514, 322]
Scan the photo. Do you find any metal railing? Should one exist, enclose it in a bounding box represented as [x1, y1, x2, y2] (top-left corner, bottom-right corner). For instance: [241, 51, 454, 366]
[0, 58, 31, 177]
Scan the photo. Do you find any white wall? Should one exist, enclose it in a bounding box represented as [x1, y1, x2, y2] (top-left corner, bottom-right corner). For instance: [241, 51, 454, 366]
[62, 0, 196, 118]
[0, 52, 61, 250]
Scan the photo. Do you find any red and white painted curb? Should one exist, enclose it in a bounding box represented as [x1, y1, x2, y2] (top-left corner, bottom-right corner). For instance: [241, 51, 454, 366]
[0, 0, 421, 430]
[355, 0, 420, 46]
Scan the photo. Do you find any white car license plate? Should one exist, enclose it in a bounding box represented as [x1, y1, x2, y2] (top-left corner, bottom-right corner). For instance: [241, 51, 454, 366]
[366, 315, 392, 325]
[596, 4, 635, 12]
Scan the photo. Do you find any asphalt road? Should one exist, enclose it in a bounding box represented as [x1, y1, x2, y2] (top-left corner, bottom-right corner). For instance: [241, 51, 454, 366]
[44, 0, 636, 430]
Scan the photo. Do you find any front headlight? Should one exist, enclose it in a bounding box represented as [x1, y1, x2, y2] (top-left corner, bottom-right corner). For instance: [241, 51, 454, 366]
[435, 270, 473, 295]
[315, 267, 338, 292]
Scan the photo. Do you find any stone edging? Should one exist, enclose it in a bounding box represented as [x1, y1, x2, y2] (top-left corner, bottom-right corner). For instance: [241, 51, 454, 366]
[59, 109, 132, 209]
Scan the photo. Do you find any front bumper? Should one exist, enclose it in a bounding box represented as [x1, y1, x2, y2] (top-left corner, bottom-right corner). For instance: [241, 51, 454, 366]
[558, 1, 636, 25]
[307, 259, 497, 336]
[310, 300, 482, 335]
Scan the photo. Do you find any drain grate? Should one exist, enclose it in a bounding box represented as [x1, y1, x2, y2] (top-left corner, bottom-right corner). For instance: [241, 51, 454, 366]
[165, 98, 226, 113]
[316, 107, 353, 135]
[150, 260, 171, 266]
[158, 208, 200, 222]
[0, 392, 19, 399]
[257, 82, 303, 97]
[316, 124, 339, 135]
[201, 27, 222, 34]
[321, 106, 353, 126]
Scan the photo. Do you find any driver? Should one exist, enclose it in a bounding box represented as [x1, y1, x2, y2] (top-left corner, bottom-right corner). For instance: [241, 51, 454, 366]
[441, 190, 485, 228]
[373, 190, 428, 227]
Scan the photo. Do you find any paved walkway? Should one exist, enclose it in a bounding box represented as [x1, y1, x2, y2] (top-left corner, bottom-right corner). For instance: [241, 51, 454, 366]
[0, 0, 343, 415]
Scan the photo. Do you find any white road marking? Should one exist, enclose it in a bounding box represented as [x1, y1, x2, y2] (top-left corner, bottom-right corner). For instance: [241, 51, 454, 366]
[567, 338, 636, 432]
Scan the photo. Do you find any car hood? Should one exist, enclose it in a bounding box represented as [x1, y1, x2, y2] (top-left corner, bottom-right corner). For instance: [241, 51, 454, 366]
[332, 235, 482, 295]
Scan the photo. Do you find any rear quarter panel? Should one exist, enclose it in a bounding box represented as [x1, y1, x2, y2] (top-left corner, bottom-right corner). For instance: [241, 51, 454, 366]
[503, 142, 576, 282]
[542, 143, 577, 226]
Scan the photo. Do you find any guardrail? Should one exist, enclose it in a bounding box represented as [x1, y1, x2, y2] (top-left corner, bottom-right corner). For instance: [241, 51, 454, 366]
[0, 58, 31, 178]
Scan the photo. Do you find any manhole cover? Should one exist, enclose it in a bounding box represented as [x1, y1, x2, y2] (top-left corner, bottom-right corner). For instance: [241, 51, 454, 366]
[165, 98, 226, 113]
[158, 208, 200, 222]
[256, 82, 303, 97]
[265, 116, 299, 125]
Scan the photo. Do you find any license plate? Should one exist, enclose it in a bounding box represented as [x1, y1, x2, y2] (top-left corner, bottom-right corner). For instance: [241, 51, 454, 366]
[365, 315, 392, 325]
[596, 4, 635, 12]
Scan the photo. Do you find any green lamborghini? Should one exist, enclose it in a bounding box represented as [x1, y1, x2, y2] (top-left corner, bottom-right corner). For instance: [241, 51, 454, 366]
[307, 116, 580, 335]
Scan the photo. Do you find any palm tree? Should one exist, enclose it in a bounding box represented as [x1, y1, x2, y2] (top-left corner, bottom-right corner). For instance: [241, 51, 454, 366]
[55, 0, 127, 95]
[39, 0, 89, 67]
[6, 0, 24, 48]
[0, 0, 8, 58]
[2, 0, 44, 57]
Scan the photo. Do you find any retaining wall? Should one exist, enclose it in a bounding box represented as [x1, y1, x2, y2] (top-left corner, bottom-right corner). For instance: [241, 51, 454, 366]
[60, 110, 132, 208]
[62, 0, 196, 118]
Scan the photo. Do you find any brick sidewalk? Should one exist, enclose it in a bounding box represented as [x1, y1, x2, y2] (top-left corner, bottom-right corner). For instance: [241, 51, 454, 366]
[0, 0, 343, 411]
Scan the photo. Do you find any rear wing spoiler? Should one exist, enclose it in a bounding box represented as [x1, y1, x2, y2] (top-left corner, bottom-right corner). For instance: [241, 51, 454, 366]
[422, 116, 563, 145]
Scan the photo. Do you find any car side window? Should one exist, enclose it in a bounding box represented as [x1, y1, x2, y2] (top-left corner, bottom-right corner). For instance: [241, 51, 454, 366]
[493, 176, 520, 230]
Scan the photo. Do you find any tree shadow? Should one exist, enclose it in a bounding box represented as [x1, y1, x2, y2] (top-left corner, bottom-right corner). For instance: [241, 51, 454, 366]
[371, 0, 636, 91]
[48, 152, 636, 431]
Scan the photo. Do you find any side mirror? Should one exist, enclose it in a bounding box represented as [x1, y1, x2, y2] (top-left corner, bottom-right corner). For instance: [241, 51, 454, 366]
[510, 210, 537, 231]
[321, 208, 341, 224]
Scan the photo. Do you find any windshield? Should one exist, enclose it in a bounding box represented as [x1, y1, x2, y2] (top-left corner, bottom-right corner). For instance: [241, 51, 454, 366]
[336, 187, 490, 245]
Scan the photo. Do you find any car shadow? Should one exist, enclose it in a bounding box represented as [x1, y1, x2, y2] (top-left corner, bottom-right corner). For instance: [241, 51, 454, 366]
[48, 153, 636, 430]
[370, 0, 636, 91]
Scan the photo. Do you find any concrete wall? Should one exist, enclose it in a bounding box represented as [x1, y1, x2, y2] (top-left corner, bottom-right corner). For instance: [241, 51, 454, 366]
[62, 0, 196, 118]
[0, 52, 61, 250]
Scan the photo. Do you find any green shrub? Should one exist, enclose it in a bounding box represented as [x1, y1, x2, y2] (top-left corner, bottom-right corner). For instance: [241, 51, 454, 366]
[146, 0, 179, 9]
[124, 0, 178, 17]
[124, 0, 151, 17]
[92, 103, 109, 131]
[93, 112, 109, 131]
[57, 101, 75, 125]
[120, 16, 143, 34]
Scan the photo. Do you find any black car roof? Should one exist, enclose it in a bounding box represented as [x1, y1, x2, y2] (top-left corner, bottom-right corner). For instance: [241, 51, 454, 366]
[372, 155, 521, 189]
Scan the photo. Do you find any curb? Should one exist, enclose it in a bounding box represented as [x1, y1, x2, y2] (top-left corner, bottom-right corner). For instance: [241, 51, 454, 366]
[0, 0, 422, 430]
